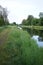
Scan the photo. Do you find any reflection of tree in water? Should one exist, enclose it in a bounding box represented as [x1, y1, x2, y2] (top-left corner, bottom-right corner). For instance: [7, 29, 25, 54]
[22, 28, 43, 41]
[38, 30, 43, 41]
[33, 30, 43, 41]
[32, 30, 43, 41]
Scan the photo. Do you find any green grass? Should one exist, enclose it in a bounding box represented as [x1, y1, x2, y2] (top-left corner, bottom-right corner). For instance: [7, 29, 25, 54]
[0, 26, 43, 65]
[0, 27, 4, 33]
[0, 26, 8, 33]
[21, 25, 43, 30]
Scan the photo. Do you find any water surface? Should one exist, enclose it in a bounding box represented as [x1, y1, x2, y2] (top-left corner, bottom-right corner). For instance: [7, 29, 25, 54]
[23, 28, 43, 47]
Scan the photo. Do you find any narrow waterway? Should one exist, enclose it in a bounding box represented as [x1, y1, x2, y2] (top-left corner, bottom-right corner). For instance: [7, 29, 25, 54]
[23, 28, 43, 47]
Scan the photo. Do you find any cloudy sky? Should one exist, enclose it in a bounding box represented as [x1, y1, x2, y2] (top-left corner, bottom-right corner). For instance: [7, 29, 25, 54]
[0, 0, 43, 24]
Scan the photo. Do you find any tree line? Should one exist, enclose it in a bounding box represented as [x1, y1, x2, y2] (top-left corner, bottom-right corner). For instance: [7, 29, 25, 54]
[0, 5, 17, 26]
[22, 14, 43, 26]
[0, 5, 43, 26]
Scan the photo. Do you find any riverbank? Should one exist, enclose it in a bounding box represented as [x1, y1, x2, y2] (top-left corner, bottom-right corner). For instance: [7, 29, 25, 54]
[21, 25, 43, 30]
[0, 26, 38, 65]
[0, 26, 43, 65]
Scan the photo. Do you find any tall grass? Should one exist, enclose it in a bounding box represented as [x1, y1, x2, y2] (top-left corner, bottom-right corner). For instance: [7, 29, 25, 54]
[0, 27, 4, 33]
[0, 26, 43, 65]
[0, 26, 8, 33]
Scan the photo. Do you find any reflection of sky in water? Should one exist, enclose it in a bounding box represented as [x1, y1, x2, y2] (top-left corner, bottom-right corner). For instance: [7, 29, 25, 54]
[32, 35, 43, 47]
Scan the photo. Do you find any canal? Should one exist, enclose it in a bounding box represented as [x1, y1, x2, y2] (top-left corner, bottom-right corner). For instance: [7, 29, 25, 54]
[23, 27, 43, 47]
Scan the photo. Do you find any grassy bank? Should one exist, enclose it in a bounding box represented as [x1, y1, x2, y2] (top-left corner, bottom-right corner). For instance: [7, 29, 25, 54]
[0, 26, 9, 33]
[21, 25, 43, 30]
[0, 27, 5, 33]
[0, 26, 43, 65]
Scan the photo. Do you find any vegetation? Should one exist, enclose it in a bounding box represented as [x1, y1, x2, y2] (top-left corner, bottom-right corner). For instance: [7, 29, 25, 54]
[22, 14, 43, 26]
[0, 26, 43, 65]
[0, 5, 9, 26]
[13, 22, 16, 25]
[0, 26, 6, 33]
[21, 25, 43, 30]
[0, 5, 43, 65]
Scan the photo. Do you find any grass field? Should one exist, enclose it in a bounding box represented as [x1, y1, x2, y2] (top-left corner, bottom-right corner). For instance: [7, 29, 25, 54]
[0, 26, 43, 65]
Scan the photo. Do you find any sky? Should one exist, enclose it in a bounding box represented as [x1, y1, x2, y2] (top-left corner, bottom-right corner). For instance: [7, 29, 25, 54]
[0, 0, 43, 24]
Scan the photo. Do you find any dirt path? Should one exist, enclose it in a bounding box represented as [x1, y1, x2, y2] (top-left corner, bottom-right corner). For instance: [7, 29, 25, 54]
[0, 27, 11, 45]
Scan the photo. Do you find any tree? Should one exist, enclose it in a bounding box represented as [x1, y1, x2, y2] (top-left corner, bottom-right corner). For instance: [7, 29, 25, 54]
[0, 5, 9, 26]
[13, 22, 16, 25]
[0, 15, 5, 26]
[27, 15, 34, 25]
[22, 15, 34, 25]
[22, 19, 28, 25]
[39, 18, 43, 26]
[39, 12, 43, 26]
[32, 18, 39, 26]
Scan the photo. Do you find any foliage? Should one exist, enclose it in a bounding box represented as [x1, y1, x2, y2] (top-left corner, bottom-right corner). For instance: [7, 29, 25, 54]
[39, 18, 43, 26]
[32, 18, 39, 25]
[22, 15, 34, 25]
[12, 22, 16, 25]
[0, 5, 9, 26]
[22, 19, 27, 25]
[27, 15, 34, 25]
[35, 47, 43, 65]
[0, 15, 5, 26]
[0, 26, 39, 65]
[22, 14, 43, 26]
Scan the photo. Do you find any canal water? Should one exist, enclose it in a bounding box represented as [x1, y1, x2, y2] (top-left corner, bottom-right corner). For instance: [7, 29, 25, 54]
[23, 28, 43, 47]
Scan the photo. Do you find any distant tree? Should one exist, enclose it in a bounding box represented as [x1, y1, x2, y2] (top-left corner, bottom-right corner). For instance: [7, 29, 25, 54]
[0, 15, 5, 26]
[39, 12, 43, 18]
[0, 5, 9, 26]
[27, 15, 34, 25]
[22, 19, 28, 25]
[13, 22, 16, 25]
[32, 18, 39, 26]
[22, 15, 34, 25]
[39, 12, 43, 26]
[21, 15, 41, 26]
[39, 18, 43, 26]
[21, 13, 43, 26]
